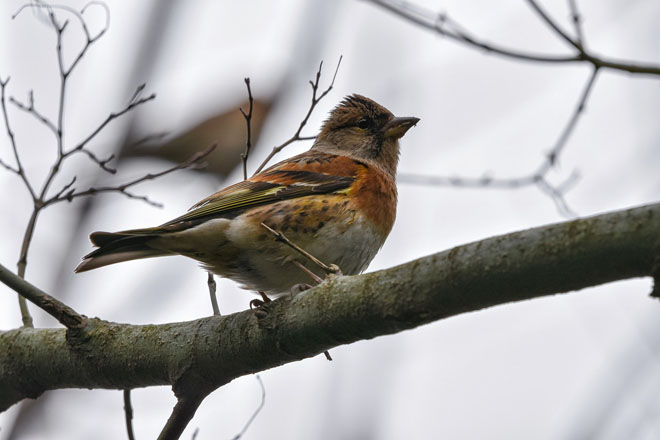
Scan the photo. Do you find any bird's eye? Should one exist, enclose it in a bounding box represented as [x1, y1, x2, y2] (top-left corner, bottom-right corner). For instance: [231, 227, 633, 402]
[356, 118, 370, 130]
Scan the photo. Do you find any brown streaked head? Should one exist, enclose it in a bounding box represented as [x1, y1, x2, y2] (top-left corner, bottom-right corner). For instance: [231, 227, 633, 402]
[313, 94, 419, 177]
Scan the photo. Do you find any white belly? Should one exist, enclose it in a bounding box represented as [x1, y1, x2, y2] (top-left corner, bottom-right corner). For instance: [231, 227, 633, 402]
[178, 212, 386, 296]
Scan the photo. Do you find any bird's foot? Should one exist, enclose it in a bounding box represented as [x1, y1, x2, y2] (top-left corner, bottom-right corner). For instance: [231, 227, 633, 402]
[289, 283, 313, 295]
[249, 291, 272, 311]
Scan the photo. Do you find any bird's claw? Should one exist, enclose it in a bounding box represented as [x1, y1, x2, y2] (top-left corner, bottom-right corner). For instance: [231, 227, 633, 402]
[289, 283, 313, 295]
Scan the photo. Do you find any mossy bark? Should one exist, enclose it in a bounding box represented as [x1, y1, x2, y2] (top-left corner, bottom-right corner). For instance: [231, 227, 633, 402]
[1, 202, 659, 411]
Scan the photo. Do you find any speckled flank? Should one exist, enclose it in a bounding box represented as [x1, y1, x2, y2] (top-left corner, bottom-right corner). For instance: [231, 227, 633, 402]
[153, 190, 387, 296]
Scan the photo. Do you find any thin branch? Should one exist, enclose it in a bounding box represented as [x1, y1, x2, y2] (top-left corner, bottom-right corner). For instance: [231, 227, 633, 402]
[547, 65, 599, 164]
[567, 0, 585, 48]
[13, 2, 120, 202]
[292, 260, 323, 284]
[123, 389, 136, 440]
[366, 0, 660, 75]
[158, 393, 207, 440]
[0, 157, 17, 173]
[239, 78, 254, 180]
[400, 66, 600, 218]
[261, 222, 342, 276]
[66, 84, 156, 164]
[231, 375, 266, 440]
[259, 222, 339, 362]
[0, 261, 86, 329]
[536, 177, 577, 218]
[78, 149, 116, 174]
[0, 77, 36, 200]
[9, 91, 58, 136]
[13, 1, 110, 76]
[46, 144, 217, 208]
[127, 131, 169, 149]
[52, 176, 77, 200]
[368, 0, 581, 63]
[253, 56, 342, 175]
[207, 272, 220, 316]
[526, 0, 582, 51]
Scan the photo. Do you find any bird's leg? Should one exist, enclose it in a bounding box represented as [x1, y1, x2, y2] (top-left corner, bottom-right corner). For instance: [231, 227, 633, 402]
[249, 291, 272, 309]
[290, 283, 313, 295]
[207, 272, 220, 315]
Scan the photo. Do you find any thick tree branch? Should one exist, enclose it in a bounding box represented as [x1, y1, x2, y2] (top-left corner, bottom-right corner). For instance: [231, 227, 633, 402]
[1, 202, 659, 428]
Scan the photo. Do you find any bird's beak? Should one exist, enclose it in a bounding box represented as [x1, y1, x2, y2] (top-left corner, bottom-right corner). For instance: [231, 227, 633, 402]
[383, 116, 420, 138]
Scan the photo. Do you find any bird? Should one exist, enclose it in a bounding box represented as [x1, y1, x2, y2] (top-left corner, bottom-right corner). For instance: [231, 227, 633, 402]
[75, 94, 419, 297]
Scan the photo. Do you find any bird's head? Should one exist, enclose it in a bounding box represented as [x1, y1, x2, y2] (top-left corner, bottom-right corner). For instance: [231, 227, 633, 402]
[314, 94, 419, 176]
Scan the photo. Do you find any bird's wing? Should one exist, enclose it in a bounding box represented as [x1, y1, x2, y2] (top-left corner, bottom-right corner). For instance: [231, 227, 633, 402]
[165, 169, 354, 225]
[169, 150, 366, 224]
[113, 151, 364, 235]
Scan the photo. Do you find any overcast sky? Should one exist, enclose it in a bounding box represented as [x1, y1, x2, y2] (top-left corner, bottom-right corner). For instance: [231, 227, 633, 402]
[1, 0, 660, 439]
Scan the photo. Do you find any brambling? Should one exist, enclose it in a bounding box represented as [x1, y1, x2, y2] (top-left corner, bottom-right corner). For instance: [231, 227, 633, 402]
[75, 94, 419, 296]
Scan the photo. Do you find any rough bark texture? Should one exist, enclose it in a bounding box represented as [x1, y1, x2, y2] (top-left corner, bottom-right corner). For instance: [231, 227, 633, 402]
[1, 202, 659, 411]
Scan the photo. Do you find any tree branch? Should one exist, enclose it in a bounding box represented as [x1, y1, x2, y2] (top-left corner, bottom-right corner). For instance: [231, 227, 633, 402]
[231, 375, 265, 440]
[567, 0, 585, 48]
[1, 202, 658, 421]
[0, 262, 86, 329]
[44, 144, 216, 208]
[123, 389, 136, 440]
[158, 393, 207, 440]
[0, 77, 36, 200]
[367, 0, 660, 75]
[400, 66, 600, 218]
[10, 91, 59, 138]
[526, 0, 582, 52]
[239, 77, 254, 180]
[252, 56, 342, 175]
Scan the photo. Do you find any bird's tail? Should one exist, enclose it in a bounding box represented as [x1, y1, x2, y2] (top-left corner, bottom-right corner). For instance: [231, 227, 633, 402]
[75, 229, 171, 273]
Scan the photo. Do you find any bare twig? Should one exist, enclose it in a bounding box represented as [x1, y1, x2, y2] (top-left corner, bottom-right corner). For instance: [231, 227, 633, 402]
[239, 78, 254, 180]
[253, 56, 342, 175]
[0, 78, 36, 200]
[547, 65, 599, 163]
[526, 0, 582, 51]
[78, 149, 116, 173]
[367, 0, 660, 75]
[401, 64, 600, 218]
[260, 222, 342, 276]
[369, 1, 580, 63]
[231, 375, 266, 440]
[292, 260, 323, 284]
[10, 91, 58, 137]
[1, 3, 189, 327]
[207, 272, 220, 316]
[13, 1, 110, 76]
[72, 84, 155, 155]
[123, 389, 136, 440]
[260, 222, 338, 362]
[0, 261, 86, 329]
[46, 144, 217, 208]
[567, 0, 585, 48]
